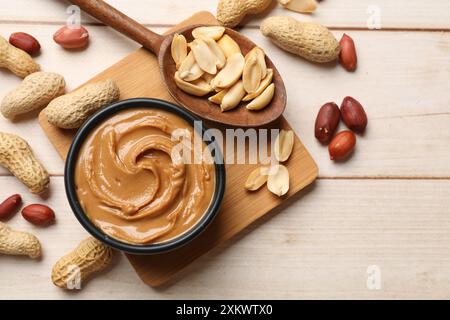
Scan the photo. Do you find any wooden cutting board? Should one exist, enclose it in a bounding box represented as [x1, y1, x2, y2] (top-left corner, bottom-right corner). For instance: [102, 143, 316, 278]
[39, 11, 318, 286]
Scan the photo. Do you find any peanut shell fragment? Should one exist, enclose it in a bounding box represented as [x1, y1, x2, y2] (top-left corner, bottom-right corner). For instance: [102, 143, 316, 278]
[274, 129, 294, 162]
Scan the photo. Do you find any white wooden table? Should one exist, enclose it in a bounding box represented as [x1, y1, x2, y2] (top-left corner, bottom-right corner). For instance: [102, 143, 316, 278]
[1, 0, 450, 299]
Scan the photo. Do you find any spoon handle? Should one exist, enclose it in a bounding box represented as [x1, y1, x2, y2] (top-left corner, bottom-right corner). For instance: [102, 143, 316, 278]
[68, 0, 164, 54]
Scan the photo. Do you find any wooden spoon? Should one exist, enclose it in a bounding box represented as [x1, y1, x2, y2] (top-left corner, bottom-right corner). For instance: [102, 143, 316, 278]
[69, 0, 286, 127]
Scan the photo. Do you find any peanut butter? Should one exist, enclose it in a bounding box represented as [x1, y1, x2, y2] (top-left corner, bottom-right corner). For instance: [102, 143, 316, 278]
[75, 108, 215, 245]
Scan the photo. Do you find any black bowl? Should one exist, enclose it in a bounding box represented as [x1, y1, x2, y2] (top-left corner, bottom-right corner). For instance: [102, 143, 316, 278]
[64, 98, 226, 254]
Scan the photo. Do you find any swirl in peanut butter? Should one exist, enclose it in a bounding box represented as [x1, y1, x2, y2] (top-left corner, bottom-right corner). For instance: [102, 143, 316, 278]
[75, 108, 215, 244]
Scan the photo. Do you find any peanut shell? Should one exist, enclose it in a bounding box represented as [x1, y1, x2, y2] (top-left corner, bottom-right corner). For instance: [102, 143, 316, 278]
[44, 79, 120, 129]
[0, 35, 40, 78]
[0, 132, 49, 193]
[217, 0, 273, 28]
[0, 222, 41, 259]
[260, 16, 340, 63]
[1, 72, 66, 119]
[52, 237, 113, 290]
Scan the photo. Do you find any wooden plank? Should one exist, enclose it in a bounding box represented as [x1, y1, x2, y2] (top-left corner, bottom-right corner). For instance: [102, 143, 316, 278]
[2, 176, 450, 299]
[1, 25, 449, 177]
[1, 0, 450, 29]
[0, 0, 448, 301]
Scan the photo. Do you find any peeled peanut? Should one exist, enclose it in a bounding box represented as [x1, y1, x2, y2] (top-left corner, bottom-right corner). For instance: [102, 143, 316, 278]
[22, 204, 55, 226]
[217, 0, 273, 28]
[171, 33, 188, 69]
[278, 0, 317, 13]
[217, 34, 241, 58]
[199, 36, 226, 69]
[52, 237, 114, 290]
[175, 71, 212, 96]
[192, 26, 225, 40]
[339, 34, 357, 72]
[246, 47, 267, 79]
[53, 25, 89, 49]
[243, 68, 273, 101]
[179, 51, 204, 81]
[0, 222, 41, 259]
[0, 35, 40, 78]
[9, 32, 41, 55]
[1, 72, 66, 119]
[208, 89, 229, 105]
[242, 55, 262, 94]
[261, 16, 340, 63]
[340, 96, 367, 133]
[315, 102, 341, 144]
[0, 194, 22, 220]
[190, 39, 218, 75]
[273, 130, 294, 162]
[221, 80, 246, 111]
[245, 166, 269, 191]
[267, 164, 289, 196]
[329, 130, 356, 161]
[202, 72, 215, 86]
[45, 79, 120, 129]
[0, 132, 49, 194]
[246, 83, 275, 110]
[212, 53, 245, 89]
